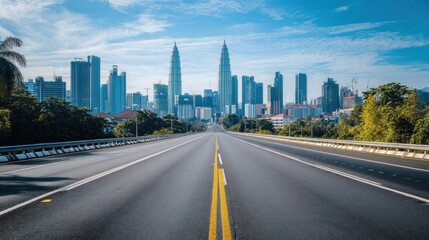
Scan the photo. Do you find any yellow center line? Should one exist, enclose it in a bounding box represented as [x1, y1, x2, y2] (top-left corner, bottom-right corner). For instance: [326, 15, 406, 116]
[208, 137, 219, 240]
[218, 168, 232, 240]
[209, 135, 233, 240]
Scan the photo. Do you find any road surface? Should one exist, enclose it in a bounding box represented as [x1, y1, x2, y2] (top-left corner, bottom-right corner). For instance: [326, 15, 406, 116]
[1, 126, 428, 239]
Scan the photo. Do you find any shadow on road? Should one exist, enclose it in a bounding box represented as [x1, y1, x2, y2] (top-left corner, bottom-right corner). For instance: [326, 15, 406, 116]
[0, 175, 73, 196]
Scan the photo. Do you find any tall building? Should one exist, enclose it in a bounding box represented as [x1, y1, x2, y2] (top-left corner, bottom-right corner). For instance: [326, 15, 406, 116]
[177, 94, 194, 120]
[212, 91, 219, 116]
[322, 78, 340, 114]
[218, 41, 232, 115]
[255, 82, 263, 104]
[295, 73, 307, 104]
[193, 94, 203, 108]
[24, 79, 37, 97]
[88, 55, 101, 113]
[71, 56, 101, 112]
[28, 76, 66, 102]
[244, 103, 256, 119]
[267, 72, 283, 115]
[107, 65, 126, 114]
[203, 89, 213, 108]
[168, 42, 182, 115]
[153, 83, 168, 116]
[126, 92, 142, 110]
[71, 58, 90, 108]
[100, 84, 108, 113]
[141, 95, 149, 109]
[231, 75, 238, 111]
[242, 75, 255, 112]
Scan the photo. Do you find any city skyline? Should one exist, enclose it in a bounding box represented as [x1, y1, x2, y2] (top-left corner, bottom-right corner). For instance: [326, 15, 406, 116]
[1, 0, 428, 103]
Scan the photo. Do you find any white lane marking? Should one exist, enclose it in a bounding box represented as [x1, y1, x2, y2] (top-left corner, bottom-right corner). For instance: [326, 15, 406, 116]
[221, 169, 227, 185]
[228, 135, 429, 204]
[218, 153, 223, 165]
[0, 136, 193, 176]
[0, 161, 65, 176]
[0, 135, 207, 217]
[241, 135, 429, 173]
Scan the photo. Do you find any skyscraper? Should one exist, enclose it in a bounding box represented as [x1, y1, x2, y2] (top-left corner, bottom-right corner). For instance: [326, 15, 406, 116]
[126, 92, 142, 110]
[88, 55, 101, 113]
[71, 58, 90, 108]
[218, 41, 232, 115]
[295, 73, 307, 104]
[32, 76, 66, 102]
[267, 72, 283, 115]
[100, 84, 108, 113]
[71, 56, 101, 112]
[322, 78, 340, 114]
[153, 83, 168, 116]
[255, 82, 263, 104]
[107, 65, 126, 114]
[231, 75, 238, 112]
[242, 75, 255, 112]
[168, 42, 182, 115]
[203, 89, 213, 108]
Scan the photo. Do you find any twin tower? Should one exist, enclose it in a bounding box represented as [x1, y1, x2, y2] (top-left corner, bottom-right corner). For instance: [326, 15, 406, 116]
[168, 41, 232, 116]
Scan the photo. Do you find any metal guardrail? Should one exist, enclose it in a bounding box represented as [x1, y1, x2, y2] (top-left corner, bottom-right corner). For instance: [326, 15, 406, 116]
[0, 133, 186, 163]
[231, 132, 429, 160]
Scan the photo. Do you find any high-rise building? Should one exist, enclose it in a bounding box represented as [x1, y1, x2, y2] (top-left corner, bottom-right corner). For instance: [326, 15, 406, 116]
[231, 75, 238, 111]
[255, 82, 263, 104]
[218, 41, 232, 115]
[322, 78, 340, 114]
[177, 94, 194, 120]
[71, 58, 90, 108]
[126, 92, 142, 110]
[203, 89, 213, 108]
[141, 95, 149, 109]
[267, 72, 283, 115]
[24, 79, 37, 97]
[193, 94, 203, 108]
[100, 84, 108, 113]
[168, 42, 182, 115]
[295, 73, 307, 104]
[88, 55, 101, 113]
[212, 91, 219, 116]
[71, 56, 101, 112]
[153, 83, 168, 116]
[107, 65, 126, 114]
[242, 75, 255, 112]
[339, 87, 354, 109]
[28, 76, 66, 102]
[244, 103, 256, 119]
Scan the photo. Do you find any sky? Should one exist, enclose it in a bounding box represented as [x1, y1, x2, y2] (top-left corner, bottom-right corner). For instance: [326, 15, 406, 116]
[1, 0, 428, 103]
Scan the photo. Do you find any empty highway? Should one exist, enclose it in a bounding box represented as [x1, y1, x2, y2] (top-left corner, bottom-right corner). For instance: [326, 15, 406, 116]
[1, 126, 428, 239]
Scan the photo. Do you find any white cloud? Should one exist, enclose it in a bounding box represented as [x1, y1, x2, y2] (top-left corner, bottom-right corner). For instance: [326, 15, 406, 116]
[0, 0, 61, 21]
[334, 6, 349, 12]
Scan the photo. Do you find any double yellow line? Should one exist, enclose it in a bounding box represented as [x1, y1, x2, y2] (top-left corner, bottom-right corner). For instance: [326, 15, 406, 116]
[209, 136, 232, 240]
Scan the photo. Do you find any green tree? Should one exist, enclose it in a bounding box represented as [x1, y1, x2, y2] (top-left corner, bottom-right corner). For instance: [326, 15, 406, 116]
[0, 36, 26, 98]
[256, 118, 275, 134]
[410, 109, 429, 144]
[0, 109, 11, 144]
[363, 82, 408, 108]
[221, 114, 240, 129]
[359, 95, 385, 141]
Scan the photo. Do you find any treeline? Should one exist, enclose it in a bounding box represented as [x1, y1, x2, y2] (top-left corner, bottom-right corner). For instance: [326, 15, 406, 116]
[221, 114, 276, 135]
[0, 85, 207, 146]
[112, 111, 206, 138]
[0, 86, 107, 146]
[224, 83, 429, 145]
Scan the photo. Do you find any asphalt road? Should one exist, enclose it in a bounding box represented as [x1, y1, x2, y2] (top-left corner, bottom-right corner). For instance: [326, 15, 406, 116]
[1, 126, 428, 239]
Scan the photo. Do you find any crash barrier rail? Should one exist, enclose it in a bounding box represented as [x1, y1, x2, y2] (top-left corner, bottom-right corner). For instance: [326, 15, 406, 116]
[0, 134, 187, 163]
[230, 132, 429, 161]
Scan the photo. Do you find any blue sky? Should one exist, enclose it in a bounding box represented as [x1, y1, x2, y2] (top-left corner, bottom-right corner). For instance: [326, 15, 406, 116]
[1, 0, 428, 103]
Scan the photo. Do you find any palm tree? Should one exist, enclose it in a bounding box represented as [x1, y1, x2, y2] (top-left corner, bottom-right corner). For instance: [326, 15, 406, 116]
[0, 36, 26, 98]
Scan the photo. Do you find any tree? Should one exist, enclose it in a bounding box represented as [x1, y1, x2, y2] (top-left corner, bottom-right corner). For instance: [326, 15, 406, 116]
[359, 95, 385, 141]
[0, 109, 11, 144]
[0, 36, 26, 98]
[256, 118, 275, 134]
[410, 109, 429, 144]
[363, 82, 408, 108]
[221, 114, 240, 129]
